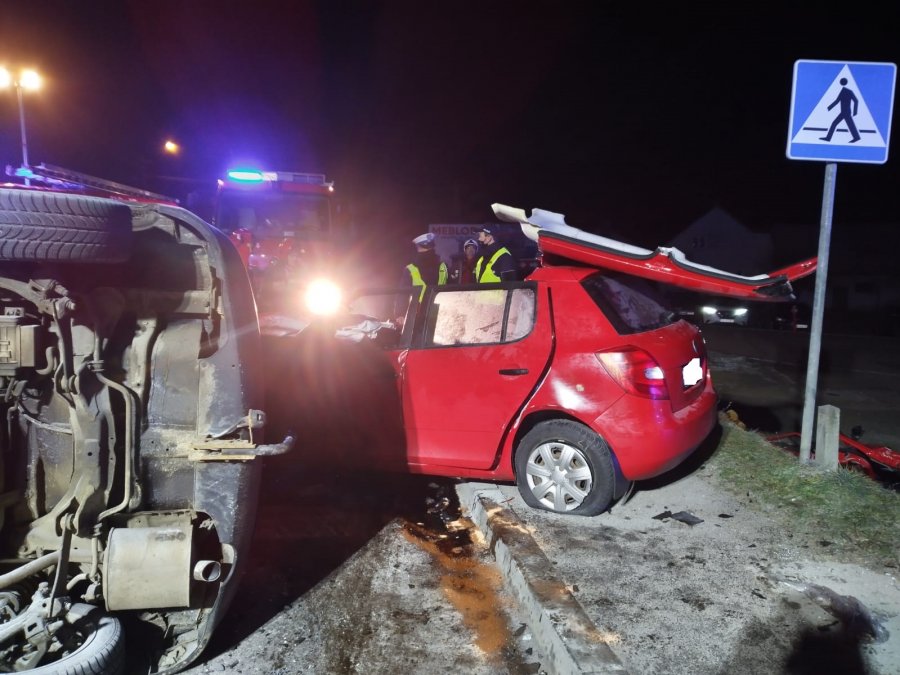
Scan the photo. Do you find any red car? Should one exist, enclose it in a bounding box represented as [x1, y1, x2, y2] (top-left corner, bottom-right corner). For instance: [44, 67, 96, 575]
[269, 204, 816, 516]
[767, 430, 900, 483]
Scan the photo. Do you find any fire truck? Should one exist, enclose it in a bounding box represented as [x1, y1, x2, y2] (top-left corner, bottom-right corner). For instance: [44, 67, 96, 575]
[213, 169, 343, 313]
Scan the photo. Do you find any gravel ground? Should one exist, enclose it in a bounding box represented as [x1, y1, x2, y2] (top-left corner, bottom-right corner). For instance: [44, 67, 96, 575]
[474, 465, 899, 675]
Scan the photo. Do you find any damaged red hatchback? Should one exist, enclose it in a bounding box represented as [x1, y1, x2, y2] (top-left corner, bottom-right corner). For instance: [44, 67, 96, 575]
[275, 204, 816, 516]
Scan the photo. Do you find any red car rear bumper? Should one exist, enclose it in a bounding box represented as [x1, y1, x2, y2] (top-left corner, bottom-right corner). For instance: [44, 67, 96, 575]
[594, 383, 718, 480]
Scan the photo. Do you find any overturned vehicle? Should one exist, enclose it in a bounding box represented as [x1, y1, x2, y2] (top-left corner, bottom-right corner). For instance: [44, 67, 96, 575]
[0, 183, 288, 673]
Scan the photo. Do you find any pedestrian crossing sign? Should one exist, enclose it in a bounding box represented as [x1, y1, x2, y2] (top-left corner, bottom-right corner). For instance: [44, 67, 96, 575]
[787, 60, 896, 164]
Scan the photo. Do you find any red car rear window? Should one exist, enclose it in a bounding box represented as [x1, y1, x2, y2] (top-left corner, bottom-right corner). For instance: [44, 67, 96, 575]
[581, 272, 677, 334]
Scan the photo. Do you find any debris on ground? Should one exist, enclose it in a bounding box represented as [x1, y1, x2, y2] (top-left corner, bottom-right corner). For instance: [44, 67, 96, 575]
[652, 510, 705, 526]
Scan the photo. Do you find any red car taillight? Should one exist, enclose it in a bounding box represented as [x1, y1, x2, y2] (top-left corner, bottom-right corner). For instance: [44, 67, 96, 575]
[596, 347, 670, 400]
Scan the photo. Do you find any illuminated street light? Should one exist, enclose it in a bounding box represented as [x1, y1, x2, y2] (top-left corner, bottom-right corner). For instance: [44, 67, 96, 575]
[0, 67, 43, 185]
[163, 139, 180, 155]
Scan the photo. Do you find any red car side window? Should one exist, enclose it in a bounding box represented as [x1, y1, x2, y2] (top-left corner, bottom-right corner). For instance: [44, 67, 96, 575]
[507, 288, 536, 341]
[426, 287, 535, 347]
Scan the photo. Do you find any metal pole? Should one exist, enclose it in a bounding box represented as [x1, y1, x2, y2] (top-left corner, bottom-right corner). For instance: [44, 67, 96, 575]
[16, 84, 30, 186]
[799, 162, 837, 463]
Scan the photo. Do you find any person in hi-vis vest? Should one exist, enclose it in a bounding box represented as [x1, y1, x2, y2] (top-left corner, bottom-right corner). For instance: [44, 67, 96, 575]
[472, 226, 518, 282]
[402, 232, 448, 301]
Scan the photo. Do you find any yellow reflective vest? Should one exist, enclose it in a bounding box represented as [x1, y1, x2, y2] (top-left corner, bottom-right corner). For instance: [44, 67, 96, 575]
[406, 261, 448, 300]
[475, 247, 512, 283]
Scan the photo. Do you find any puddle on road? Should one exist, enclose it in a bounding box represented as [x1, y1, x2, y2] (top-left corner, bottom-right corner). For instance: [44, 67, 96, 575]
[401, 484, 543, 674]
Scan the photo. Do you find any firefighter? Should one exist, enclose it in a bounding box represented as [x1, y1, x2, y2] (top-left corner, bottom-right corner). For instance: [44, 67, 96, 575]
[473, 226, 518, 282]
[403, 232, 448, 301]
[229, 228, 253, 269]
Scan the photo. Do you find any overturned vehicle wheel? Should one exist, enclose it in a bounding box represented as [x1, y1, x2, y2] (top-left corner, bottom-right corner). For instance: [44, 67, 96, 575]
[0, 596, 123, 674]
[0, 188, 132, 263]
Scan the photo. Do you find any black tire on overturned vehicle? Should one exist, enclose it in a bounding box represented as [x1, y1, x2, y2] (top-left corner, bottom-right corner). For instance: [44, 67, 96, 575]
[514, 419, 616, 516]
[7, 604, 124, 675]
[0, 188, 132, 263]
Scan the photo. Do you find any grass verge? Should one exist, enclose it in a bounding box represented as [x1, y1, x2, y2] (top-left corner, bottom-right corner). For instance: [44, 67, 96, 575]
[704, 413, 900, 569]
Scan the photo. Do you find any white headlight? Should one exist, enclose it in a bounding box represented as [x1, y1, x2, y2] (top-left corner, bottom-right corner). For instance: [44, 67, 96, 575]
[701, 306, 717, 314]
[733, 308, 748, 316]
[304, 278, 342, 316]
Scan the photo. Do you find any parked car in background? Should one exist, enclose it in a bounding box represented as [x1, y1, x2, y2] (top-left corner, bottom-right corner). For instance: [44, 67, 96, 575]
[696, 296, 752, 326]
[0, 174, 290, 673]
[663, 291, 776, 328]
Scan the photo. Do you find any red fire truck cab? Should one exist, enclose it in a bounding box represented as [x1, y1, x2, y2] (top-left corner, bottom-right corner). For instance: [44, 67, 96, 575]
[215, 169, 340, 312]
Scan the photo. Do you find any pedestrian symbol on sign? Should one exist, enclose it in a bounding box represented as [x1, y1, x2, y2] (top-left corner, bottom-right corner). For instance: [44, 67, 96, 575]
[819, 78, 860, 143]
[790, 65, 886, 149]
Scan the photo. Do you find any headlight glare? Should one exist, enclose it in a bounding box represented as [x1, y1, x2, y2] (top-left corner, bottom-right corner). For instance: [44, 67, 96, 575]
[304, 278, 342, 316]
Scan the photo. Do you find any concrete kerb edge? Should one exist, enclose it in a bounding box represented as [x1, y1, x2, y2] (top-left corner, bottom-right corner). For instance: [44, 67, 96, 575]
[455, 482, 628, 675]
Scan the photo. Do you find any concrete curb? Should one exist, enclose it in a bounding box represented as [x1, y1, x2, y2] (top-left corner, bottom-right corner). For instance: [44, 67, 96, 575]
[456, 482, 628, 675]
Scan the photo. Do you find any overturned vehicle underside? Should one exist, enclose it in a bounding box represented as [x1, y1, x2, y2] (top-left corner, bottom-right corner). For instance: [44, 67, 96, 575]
[0, 187, 286, 673]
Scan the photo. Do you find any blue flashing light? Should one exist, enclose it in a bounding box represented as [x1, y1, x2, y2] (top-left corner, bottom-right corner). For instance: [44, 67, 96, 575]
[13, 166, 37, 179]
[226, 169, 265, 183]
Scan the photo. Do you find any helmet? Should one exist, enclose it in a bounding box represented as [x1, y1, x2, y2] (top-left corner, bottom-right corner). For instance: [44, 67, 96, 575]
[464, 238, 478, 250]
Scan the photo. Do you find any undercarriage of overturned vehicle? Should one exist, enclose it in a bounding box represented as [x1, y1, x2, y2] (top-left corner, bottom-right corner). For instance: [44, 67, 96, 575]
[0, 188, 278, 673]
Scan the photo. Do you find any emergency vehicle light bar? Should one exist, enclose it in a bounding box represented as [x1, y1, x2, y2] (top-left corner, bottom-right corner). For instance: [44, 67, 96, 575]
[226, 170, 267, 183]
[224, 168, 333, 189]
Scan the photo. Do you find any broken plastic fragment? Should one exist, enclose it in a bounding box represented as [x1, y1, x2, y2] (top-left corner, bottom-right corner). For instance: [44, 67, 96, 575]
[671, 511, 704, 526]
[652, 510, 704, 526]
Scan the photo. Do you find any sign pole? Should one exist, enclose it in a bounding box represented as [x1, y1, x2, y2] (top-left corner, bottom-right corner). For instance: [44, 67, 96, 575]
[799, 162, 837, 463]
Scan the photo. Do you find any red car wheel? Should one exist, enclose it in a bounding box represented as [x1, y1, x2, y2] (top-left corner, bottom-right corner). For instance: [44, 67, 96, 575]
[514, 420, 616, 516]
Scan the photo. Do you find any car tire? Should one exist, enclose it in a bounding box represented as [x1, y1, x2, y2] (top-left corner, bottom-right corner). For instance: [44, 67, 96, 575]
[0, 188, 132, 263]
[514, 419, 615, 516]
[6, 603, 124, 675]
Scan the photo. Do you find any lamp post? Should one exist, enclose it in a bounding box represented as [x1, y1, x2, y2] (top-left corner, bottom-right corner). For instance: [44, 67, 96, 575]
[0, 67, 42, 185]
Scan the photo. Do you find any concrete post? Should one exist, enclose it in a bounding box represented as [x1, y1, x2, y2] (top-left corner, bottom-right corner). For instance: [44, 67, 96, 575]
[815, 404, 840, 470]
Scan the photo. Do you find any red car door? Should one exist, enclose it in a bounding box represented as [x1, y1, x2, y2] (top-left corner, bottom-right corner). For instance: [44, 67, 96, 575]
[400, 283, 553, 471]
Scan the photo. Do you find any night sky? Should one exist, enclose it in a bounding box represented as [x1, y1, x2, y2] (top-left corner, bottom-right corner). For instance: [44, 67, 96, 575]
[1, 2, 898, 248]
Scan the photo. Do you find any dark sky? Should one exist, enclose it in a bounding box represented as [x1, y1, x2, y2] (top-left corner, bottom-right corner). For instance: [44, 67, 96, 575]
[1, 2, 898, 247]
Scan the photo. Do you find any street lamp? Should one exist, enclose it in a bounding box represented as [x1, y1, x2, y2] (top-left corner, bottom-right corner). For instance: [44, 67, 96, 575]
[0, 67, 42, 185]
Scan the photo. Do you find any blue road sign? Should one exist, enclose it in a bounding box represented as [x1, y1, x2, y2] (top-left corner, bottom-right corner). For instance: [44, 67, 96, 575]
[787, 60, 896, 164]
